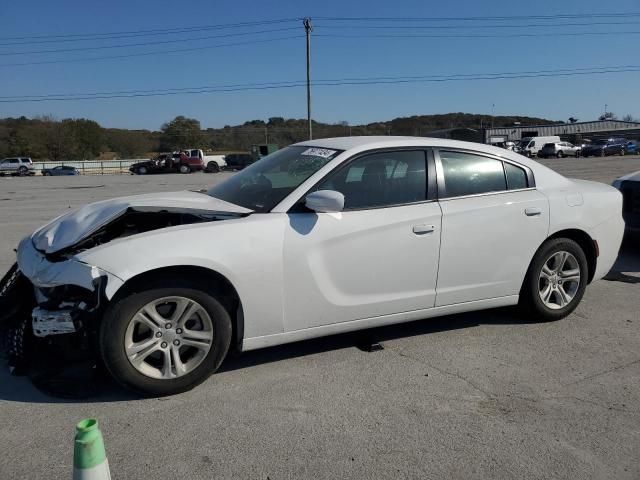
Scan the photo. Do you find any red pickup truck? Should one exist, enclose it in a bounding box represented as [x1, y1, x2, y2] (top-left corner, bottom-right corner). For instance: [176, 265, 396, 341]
[129, 151, 204, 175]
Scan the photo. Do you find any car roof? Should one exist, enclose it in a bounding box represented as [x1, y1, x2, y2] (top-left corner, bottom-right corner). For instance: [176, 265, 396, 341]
[294, 136, 528, 162]
[293, 136, 570, 189]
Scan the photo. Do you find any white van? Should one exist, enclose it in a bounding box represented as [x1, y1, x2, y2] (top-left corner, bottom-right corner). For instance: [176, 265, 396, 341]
[517, 136, 561, 157]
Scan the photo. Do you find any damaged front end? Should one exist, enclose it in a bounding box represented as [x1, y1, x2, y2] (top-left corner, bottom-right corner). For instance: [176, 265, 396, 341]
[2, 195, 247, 373]
[1, 243, 117, 373]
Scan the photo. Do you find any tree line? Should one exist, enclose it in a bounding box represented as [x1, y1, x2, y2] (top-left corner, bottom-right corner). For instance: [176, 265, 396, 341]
[0, 112, 564, 161]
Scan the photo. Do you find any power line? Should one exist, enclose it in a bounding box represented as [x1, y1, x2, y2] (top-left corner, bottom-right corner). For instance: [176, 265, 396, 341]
[0, 18, 300, 43]
[3, 65, 635, 100]
[0, 27, 300, 56]
[0, 65, 637, 103]
[315, 31, 640, 39]
[313, 13, 640, 22]
[314, 20, 640, 30]
[0, 35, 301, 67]
[1, 13, 637, 46]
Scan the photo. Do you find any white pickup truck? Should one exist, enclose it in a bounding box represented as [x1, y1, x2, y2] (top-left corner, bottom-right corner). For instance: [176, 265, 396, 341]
[184, 149, 226, 173]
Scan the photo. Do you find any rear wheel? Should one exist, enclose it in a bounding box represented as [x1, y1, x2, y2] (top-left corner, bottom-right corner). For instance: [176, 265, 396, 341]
[557, 151, 564, 158]
[519, 238, 588, 321]
[207, 161, 220, 173]
[179, 164, 191, 174]
[100, 277, 232, 396]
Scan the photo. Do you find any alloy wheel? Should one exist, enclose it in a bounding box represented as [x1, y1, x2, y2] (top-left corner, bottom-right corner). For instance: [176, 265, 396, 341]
[538, 251, 581, 310]
[124, 296, 214, 379]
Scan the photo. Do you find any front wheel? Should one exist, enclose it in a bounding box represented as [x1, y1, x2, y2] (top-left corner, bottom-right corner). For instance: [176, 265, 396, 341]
[99, 278, 232, 396]
[138, 166, 148, 175]
[557, 151, 564, 158]
[519, 238, 588, 321]
[17, 166, 28, 176]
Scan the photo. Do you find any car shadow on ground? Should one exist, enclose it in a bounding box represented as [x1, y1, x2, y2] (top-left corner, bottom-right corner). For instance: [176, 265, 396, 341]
[0, 235, 638, 404]
[0, 307, 528, 404]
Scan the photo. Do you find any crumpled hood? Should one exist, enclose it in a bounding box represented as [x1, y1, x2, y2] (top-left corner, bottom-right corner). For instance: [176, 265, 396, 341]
[31, 190, 252, 254]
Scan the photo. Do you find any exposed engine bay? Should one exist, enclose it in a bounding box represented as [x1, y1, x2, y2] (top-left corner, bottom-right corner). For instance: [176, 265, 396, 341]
[44, 206, 244, 259]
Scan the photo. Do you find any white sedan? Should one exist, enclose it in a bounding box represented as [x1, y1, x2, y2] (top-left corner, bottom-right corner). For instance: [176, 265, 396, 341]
[3, 137, 624, 395]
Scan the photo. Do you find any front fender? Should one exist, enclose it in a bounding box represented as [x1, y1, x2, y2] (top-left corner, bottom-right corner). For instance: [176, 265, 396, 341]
[76, 214, 287, 339]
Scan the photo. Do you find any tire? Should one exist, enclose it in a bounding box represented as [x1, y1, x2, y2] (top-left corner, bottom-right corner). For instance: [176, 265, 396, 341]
[620, 148, 626, 156]
[99, 276, 232, 396]
[138, 166, 148, 175]
[42, 172, 50, 176]
[179, 164, 191, 174]
[519, 238, 588, 322]
[557, 151, 564, 158]
[18, 166, 28, 176]
[600, 149, 606, 157]
[207, 161, 220, 173]
[575, 151, 580, 158]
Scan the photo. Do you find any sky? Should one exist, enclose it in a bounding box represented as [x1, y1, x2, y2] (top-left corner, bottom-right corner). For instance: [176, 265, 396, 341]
[0, 0, 639, 130]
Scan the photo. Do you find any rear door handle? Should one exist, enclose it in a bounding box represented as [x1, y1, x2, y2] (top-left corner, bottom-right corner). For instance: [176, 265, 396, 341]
[525, 207, 543, 216]
[413, 224, 435, 235]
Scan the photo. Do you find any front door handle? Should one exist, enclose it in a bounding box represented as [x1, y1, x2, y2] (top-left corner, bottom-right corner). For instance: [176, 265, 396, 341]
[413, 224, 435, 235]
[525, 207, 543, 216]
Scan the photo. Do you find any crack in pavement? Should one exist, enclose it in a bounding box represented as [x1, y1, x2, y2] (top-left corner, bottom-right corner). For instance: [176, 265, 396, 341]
[565, 358, 640, 386]
[386, 345, 492, 399]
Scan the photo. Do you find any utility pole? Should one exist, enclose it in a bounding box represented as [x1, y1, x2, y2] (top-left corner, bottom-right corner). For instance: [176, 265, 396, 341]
[264, 125, 268, 145]
[304, 17, 313, 140]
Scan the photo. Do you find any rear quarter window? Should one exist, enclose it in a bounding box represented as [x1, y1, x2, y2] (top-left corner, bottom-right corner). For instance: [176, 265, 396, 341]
[440, 151, 507, 198]
[504, 162, 529, 190]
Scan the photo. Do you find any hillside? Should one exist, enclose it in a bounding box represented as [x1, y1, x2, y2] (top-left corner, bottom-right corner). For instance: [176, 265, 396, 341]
[0, 113, 559, 160]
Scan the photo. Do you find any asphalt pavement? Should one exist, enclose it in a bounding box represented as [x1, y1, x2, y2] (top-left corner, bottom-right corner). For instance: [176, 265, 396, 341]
[0, 157, 639, 479]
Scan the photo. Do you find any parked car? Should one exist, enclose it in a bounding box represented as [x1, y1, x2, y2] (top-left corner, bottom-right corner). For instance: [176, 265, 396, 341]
[0, 157, 34, 176]
[516, 136, 561, 157]
[222, 153, 255, 170]
[2, 137, 624, 395]
[42, 166, 80, 176]
[538, 142, 581, 158]
[613, 170, 640, 232]
[625, 141, 637, 155]
[183, 149, 226, 173]
[581, 138, 629, 157]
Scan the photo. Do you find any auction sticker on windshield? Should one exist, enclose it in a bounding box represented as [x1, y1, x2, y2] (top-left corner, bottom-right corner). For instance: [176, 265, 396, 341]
[301, 148, 338, 158]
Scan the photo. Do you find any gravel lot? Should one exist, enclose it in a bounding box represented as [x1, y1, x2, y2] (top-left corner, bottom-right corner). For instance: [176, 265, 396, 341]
[1, 156, 639, 479]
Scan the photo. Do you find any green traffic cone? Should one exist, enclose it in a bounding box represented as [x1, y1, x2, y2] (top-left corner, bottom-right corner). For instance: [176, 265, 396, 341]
[73, 418, 111, 480]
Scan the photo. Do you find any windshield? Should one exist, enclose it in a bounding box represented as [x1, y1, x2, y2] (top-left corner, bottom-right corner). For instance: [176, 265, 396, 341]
[518, 139, 531, 147]
[208, 146, 342, 212]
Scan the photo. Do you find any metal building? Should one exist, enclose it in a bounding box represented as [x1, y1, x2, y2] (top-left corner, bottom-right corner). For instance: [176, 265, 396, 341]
[483, 120, 640, 145]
